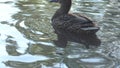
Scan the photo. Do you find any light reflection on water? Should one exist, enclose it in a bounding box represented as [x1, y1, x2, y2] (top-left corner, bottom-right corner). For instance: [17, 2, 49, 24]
[80, 57, 106, 63]
[0, 23, 31, 53]
[0, 1, 19, 23]
[0, 0, 120, 68]
[1, 54, 49, 62]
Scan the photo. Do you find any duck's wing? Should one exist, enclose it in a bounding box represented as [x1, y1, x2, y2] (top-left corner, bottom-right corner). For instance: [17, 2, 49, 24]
[52, 14, 99, 33]
[69, 13, 99, 32]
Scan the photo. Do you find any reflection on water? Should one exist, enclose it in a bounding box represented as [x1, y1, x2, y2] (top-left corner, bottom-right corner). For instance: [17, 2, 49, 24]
[54, 31, 101, 48]
[0, 0, 120, 68]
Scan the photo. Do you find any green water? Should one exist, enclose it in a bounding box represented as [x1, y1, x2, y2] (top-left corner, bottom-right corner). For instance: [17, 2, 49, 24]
[0, 0, 120, 68]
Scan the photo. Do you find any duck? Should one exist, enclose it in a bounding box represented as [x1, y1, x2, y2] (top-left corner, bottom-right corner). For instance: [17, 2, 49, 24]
[50, 0, 101, 48]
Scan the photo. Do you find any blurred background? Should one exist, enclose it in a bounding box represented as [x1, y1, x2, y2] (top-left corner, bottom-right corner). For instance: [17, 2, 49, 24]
[0, 0, 120, 68]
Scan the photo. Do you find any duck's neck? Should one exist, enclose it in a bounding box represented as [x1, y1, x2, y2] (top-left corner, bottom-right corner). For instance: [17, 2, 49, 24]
[52, 0, 71, 20]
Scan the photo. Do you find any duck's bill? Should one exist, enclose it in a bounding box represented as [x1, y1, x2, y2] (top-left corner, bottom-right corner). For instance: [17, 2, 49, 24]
[49, 0, 59, 2]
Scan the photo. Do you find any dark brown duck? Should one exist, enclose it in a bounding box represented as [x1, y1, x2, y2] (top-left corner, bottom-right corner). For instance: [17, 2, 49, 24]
[50, 0, 101, 48]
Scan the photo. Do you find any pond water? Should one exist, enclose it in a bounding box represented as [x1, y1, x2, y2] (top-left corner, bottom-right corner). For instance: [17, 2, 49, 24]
[0, 0, 120, 68]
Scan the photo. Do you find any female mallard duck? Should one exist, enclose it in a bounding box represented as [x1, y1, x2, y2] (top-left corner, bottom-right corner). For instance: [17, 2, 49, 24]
[50, 0, 101, 48]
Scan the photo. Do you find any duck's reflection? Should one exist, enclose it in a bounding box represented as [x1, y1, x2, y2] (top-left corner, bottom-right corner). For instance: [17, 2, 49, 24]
[54, 31, 101, 48]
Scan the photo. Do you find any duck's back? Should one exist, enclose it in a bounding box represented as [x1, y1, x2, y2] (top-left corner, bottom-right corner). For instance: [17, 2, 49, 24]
[52, 13, 98, 34]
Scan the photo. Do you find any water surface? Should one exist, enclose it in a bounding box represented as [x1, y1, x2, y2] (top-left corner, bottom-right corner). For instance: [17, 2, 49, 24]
[0, 0, 120, 68]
